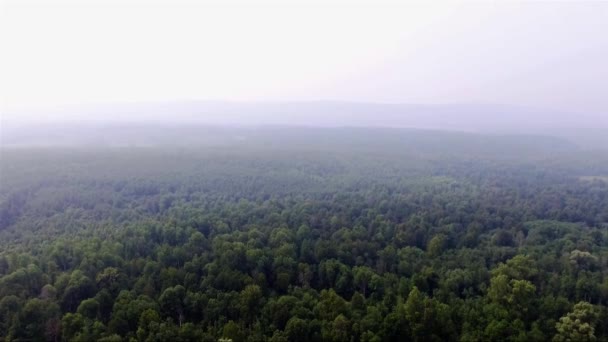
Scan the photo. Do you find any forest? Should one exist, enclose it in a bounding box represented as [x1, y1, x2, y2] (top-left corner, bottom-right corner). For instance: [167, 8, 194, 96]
[1, 127, 608, 341]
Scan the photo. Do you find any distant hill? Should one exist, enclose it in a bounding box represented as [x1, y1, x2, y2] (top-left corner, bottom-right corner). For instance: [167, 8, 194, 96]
[2, 101, 606, 148]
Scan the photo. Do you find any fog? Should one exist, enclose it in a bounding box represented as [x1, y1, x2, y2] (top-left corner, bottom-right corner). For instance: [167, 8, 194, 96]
[1, 0, 607, 148]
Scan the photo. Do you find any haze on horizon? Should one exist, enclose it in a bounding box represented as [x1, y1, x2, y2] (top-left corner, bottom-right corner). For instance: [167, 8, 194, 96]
[1, 0, 607, 124]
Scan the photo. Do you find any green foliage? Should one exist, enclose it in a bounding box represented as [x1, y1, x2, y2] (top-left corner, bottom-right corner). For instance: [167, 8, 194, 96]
[553, 301, 600, 342]
[0, 142, 607, 341]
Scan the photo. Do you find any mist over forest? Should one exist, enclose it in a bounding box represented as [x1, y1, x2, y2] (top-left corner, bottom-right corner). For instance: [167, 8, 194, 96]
[2, 1, 608, 341]
[3, 108, 608, 341]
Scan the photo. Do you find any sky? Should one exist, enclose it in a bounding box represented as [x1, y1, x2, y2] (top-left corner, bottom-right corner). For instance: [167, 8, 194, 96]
[1, 0, 607, 116]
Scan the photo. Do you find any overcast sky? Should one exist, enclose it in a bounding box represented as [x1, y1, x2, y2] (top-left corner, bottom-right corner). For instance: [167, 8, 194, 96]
[1, 0, 607, 116]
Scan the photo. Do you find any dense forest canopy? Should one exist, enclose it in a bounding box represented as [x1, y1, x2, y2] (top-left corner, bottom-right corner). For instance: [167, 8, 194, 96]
[1, 127, 608, 341]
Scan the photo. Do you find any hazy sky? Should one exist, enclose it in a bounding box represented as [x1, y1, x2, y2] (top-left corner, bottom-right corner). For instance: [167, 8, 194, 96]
[1, 0, 607, 114]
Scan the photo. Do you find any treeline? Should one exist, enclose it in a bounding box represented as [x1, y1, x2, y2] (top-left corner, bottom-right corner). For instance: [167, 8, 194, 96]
[1, 144, 608, 341]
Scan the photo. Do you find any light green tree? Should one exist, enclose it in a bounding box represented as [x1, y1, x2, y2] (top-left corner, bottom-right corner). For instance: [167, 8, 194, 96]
[553, 301, 599, 342]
